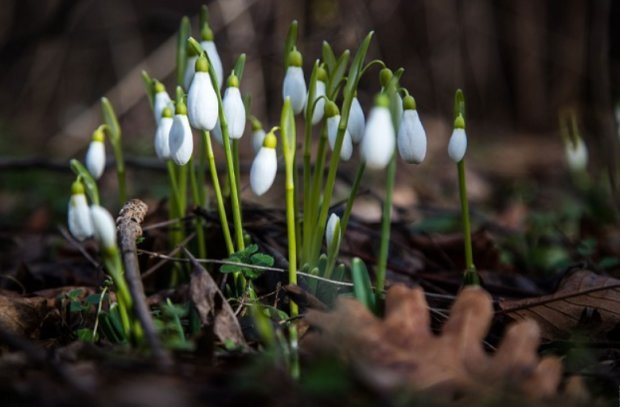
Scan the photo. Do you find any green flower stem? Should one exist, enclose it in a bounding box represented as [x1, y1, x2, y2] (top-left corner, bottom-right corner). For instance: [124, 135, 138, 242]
[285, 161, 298, 317]
[375, 152, 396, 305]
[232, 138, 243, 226]
[103, 248, 136, 341]
[340, 160, 366, 234]
[198, 137, 208, 208]
[202, 130, 235, 255]
[177, 163, 188, 217]
[188, 157, 206, 260]
[457, 159, 479, 285]
[111, 141, 127, 204]
[166, 161, 182, 216]
[308, 125, 329, 226]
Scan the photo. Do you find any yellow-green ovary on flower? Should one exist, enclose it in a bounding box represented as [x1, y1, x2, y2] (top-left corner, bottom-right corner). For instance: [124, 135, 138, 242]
[68, 181, 93, 241]
[90, 205, 117, 250]
[360, 95, 395, 170]
[250, 131, 278, 196]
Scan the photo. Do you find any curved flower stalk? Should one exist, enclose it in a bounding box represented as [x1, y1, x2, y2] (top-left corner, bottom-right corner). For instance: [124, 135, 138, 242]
[223, 72, 246, 139]
[397, 95, 427, 164]
[153, 81, 173, 125]
[251, 117, 266, 153]
[448, 115, 467, 162]
[361, 94, 395, 170]
[250, 128, 278, 196]
[187, 55, 218, 131]
[348, 95, 365, 143]
[154, 107, 173, 160]
[282, 48, 307, 114]
[325, 100, 353, 161]
[68, 180, 93, 241]
[169, 100, 194, 165]
[85, 127, 106, 179]
[305, 65, 327, 125]
[200, 23, 223, 89]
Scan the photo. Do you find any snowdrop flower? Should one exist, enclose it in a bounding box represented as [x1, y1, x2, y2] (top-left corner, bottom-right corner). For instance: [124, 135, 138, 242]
[154, 107, 173, 160]
[397, 95, 427, 164]
[250, 129, 278, 196]
[448, 115, 467, 162]
[282, 48, 307, 114]
[565, 136, 588, 172]
[169, 101, 194, 165]
[153, 81, 173, 125]
[187, 55, 218, 131]
[325, 100, 353, 161]
[223, 72, 246, 139]
[200, 24, 223, 89]
[90, 205, 117, 250]
[348, 95, 365, 143]
[251, 118, 266, 154]
[85, 127, 106, 179]
[305, 65, 327, 125]
[361, 94, 395, 170]
[67, 180, 93, 241]
[184, 46, 199, 90]
[325, 213, 341, 250]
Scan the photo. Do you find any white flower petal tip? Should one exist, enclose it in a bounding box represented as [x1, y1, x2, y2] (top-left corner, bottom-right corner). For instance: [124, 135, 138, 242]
[68, 193, 93, 241]
[184, 55, 198, 90]
[283, 66, 307, 114]
[90, 205, 117, 249]
[169, 114, 194, 165]
[252, 129, 266, 153]
[187, 71, 219, 131]
[348, 97, 366, 143]
[361, 106, 395, 170]
[153, 91, 173, 124]
[397, 110, 427, 164]
[327, 115, 353, 161]
[85, 140, 106, 179]
[223, 87, 246, 139]
[448, 128, 467, 162]
[565, 138, 588, 172]
[325, 213, 341, 249]
[201, 40, 223, 89]
[250, 147, 277, 196]
[305, 80, 326, 125]
[154, 116, 173, 160]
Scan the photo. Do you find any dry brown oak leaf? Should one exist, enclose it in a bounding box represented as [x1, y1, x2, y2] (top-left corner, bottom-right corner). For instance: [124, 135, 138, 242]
[306, 285, 583, 402]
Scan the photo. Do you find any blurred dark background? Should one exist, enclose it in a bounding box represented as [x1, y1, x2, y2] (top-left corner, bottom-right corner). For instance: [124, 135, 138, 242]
[0, 0, 619, 226]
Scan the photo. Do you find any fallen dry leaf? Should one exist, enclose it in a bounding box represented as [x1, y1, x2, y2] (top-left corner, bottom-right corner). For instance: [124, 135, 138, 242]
[500, 269, 620, 340]
[306, 284, 583, 403]
[0, 293, 50, 338]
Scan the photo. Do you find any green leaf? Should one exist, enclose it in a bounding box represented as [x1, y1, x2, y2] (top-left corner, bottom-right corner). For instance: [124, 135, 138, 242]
[200, 5, 210, 29]
[243, 267, 264, 280]
[344, 31, 374, 97]
[76, 328, 96, 343]
[250, 253, 274, 267]
[321, 41, 337, 74]
[281, 98, 296, 161]
[176, 16, 191, 88]
[220, 263, 242, 274]
[67, 288, 83, 299]
[101, 97, 121, 144]
[283, 20, 298, 70]
[351, 257, 376, 312]
[85, 294, 102, 305]
[142, 70, 154, 109]
[69, 301, 85, 313]
[233, 53, 246, 83]
[328, 49, 350, 98]
[70, 159, 100, 205]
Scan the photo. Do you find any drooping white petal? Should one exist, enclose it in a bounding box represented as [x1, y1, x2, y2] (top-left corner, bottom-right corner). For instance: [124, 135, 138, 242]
[327, 115, 353, 161]
[360, 106, 395, 170]
[325, 213, 341, 249]
[448, 128, 467, 162]
[305, 80, 326, 125]
[223, 87, 246, 139]
[154, 116, 173, 160]
[282, 66, 307, 114]
[397, 109, 427, 164]
[187, 71, 218, 131]
[201, 40, 223, 89]
[184, 55, 198, 90]
[90, 205, 117, 249]
[153, 91, 173, 124]
[565, 138, 588, 172]
[85, 140, 106, 179]
[252, 128, 266, 154]
[348, 96, 365, 143]
[250, 147, 277, 196]
[68, 194, 93, 241]
[169, 114, 194, 165]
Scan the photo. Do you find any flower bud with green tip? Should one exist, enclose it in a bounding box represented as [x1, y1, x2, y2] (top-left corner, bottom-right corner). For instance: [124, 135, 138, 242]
[448, 114, 467, 162]
[379, 68, 393, 88]
[397, 95, 427, 164]
[85, 127, 106, 179]
[251, 117, 266, 153]
[90, 205, 117, 251]
[325, 100, 353, 160]
[200, 23, 223, 89]
[282, 48, 307, 114]
[325, 213, 341, 250]
[169, 100, 194, 165]
[187, 54, 218, 131]
[348, 94, 365, 143]
[223, 71, 246, 139]
[153, 81, 173, 125]
[184, 44, 199, 90]
[565, 135, 588, 172]
[250, 128, 278, 196]
[68, 180, 93, 241]
[154, 107, 173, 160]
[361, 94, 395, 170]
[305, 64, 327, 125]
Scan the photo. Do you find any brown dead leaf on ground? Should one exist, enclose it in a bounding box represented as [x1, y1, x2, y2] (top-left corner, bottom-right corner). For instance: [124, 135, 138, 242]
[0, 293, 49, 337]
[500, 269, 620, 340]
[305, 284, 586, 404]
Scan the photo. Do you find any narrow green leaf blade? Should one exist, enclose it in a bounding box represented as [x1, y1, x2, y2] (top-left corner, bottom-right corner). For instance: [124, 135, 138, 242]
[283, 20, 298, 70]
[142, 70, 154, 109]
[100, 97, 121, 144]
[176, 16, 191, 88]
[351, 257, 376, 312]
[321, 41, 337, 74]
[233, 53, 246, 82]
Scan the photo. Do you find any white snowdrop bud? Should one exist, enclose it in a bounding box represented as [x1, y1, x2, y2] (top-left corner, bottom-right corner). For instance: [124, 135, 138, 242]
[325, 101, 352, 161]
[325, 213, 341, 250]
[250, 130, 278, 196]
[223, 72, 246, 139]
[448, 115, 467, 162]
[153, 81, 173, 124]
[348, 96, 365, 143]
[154, 107, 173, 160]
[361, 94, 395, 170]
[251, 120, 266, 154]
[282, 48, 307, 114]
[85, 128, 106, 179]
[200, 24, 223, 89]
[169, 101, 194, 165]
[90, 205, 117, 250]
[565, 136, 588, 172]
[67, 181, 93, 241]
[305, 65, 327, 125]
[397, 95, 427, 164]
[187, 55, 219, 131]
